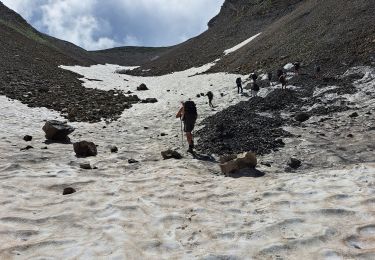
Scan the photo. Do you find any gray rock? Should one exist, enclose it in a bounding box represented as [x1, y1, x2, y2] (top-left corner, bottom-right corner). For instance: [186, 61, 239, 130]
[295, 112, 310, 122]
[42, 120, 74, 141]
[23, 135, 32, 142]
[80, 163, 92, 170]
[137, 83, 148, 91]
[110, 145, 118, 153]
[73, 141, 97, 157]
[288, 158, 302, 169]
[161, 149, 182, 160]
[63, 187, 76, 195]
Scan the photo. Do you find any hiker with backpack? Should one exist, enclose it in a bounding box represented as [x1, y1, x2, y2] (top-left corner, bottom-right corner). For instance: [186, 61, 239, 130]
[236, 77, 243, 94]
[293, 62, 301, 75]
[279, 73, 287, 90]
[250, 73, 258, 82]
[315, 65, 321, 79]
[206, 91, 214, 108]
[176, 100, 198, 153]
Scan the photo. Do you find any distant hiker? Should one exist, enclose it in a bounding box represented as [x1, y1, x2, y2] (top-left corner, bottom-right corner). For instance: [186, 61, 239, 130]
[206, 91, 214, 108]
[279, 74, 287, 90]
[251, 73, 258, 82]
[293, 62, 300, 75]
[267, 72, 273, 86]
[315, 65, 321, 78]
[251, 82, 260, 97]
[236, 77, 243, 94]
[176, 100, 198, 153]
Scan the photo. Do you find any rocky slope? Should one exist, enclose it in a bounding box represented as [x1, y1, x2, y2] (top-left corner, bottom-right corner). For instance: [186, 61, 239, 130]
[0, 2, 165, 122]
[130, 0, 375, 76]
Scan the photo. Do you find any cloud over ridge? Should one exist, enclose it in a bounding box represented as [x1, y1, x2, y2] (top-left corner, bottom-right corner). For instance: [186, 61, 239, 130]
[2, 0, 224, 50]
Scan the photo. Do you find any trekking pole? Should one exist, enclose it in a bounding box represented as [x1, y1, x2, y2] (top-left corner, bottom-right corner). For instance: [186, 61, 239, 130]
[180, 118, 185, 148]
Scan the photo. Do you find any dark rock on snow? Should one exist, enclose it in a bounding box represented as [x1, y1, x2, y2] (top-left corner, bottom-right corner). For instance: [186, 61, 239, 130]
[295, 112, 310, 122]
[110, 145, 118, 153]
[128, 159, 139, 164]
[349, 112, 359, 118]
[161, 149, 182, 160]
[20, 145, 33, 151]
[63, 187, 76, 195]
[141, 98, 158, 103]
[73, 141, 98, 157]
[137, 83, 148, 91]
[80, 163, 92, 170]
[42, 120, 74, 141]
[23, 135, 32, 142]
[288, 158, 302, 169]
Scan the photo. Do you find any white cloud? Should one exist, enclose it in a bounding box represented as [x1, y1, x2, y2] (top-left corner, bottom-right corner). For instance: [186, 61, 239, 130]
[2, 0, 224, 50]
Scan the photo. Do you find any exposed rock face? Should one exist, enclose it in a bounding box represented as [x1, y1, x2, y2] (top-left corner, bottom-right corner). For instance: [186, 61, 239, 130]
[73, 141, 98, 157]
[42, 120, 74, 141]
[219, 152, 257, 175]
[161, 150, 182, 160]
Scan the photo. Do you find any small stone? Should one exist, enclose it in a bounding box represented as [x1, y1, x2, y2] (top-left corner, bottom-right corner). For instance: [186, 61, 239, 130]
[161, 149, 182, 160]
[128, 159, 139, 164]
[160, 133, 167, 137]
[137, 83, 148, 91]
[288, 158, 302, 169]
[80, 163, 92, 170]
[110, 146, 118, 153]
[41, 146, 48, 150]
[23, 135, 32, 142]
[295, 112, 310, 122]
[20, 145, 33, 151]
[63, 187, 76, 195]
[349, 112, 359, 118]
[144, 127, 149, 130]
[347, 134, 354, 138]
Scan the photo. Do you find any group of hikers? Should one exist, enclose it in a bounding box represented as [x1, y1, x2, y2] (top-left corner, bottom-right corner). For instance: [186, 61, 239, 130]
[176, 63, 321, 153]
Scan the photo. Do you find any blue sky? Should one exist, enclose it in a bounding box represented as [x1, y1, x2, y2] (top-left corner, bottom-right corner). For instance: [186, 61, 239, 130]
[2, 0, 224, 50]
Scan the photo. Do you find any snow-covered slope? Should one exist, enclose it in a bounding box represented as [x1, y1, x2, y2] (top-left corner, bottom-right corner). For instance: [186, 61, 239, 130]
[1, 61, 375, 258]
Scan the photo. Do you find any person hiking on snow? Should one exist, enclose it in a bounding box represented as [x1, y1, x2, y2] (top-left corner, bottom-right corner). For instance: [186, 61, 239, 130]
[251, 82, 260, 97]
[236, 77, 243, 94]
[176, 100, 198, 153]
[267, 72, 273, 86]
[293, 62, 300, 75]
[206, 91, 214, 108]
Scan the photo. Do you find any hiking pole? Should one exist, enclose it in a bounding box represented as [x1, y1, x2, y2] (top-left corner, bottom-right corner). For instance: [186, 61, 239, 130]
[180, 117, 185, 148]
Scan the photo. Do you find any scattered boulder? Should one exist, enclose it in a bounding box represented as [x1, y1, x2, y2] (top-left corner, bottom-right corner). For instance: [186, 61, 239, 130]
[160, 133, 167, 137]
[347, 134, 354, 138]
[20, 145, 33, 151]
[219, 152, 257, 175]
[349, 112, 359, 118]
[80, 163, 92, 170]
[23, 135, 32, 142]
[196, 94, 201, 98]
[141, 98, 158, 103]
[128, 159, 139, 164]
[288, 158, 302, 169]
[110, 145, 118, 153]
[63, 187, 76, 195]
[42, 120, 74, 141]
[295, 112, 310, 122]
[137, 83, 148, 91]
[161, 149, 182, 160]
[73, 141, 97, 157]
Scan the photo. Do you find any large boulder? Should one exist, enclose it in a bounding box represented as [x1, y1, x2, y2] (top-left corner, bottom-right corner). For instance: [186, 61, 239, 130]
[42, 120, 74, 141]
[219, 152, 257, 175]
[73, 141, 97, 157]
